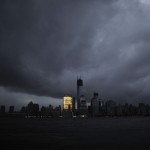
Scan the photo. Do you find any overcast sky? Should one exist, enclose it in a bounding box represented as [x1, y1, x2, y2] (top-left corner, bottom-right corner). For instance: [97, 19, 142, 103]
[1, 0, 150, 109]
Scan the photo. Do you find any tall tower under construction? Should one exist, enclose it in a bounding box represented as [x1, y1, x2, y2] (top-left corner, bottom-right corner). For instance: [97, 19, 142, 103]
[77, 77, 83, 111]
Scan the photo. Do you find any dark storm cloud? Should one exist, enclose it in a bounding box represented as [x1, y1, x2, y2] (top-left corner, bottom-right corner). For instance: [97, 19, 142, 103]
[1, 0, 150, 104]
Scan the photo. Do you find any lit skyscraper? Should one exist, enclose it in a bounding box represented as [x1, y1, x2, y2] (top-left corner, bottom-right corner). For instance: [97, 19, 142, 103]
[63, 96, 73, 110]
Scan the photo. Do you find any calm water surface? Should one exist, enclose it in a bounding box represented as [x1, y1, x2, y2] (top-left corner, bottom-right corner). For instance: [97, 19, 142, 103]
[0, 117, 150, 149]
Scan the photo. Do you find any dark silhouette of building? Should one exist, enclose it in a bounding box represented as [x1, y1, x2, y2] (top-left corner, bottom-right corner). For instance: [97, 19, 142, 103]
[115, 104, 123, 116]
[138, 103, 147, 116]
[78, 95, 88, 116]
[26, 101, 39, 116]
[91, 92, 100, 116]
[72, 97, 76, 114]
[105, 100, 116, 116]
[20, 106, 26, 113]
[77, 77, 83, 111]
[9, 106, 14, 113]
[91, 92, 105, 116]
[53, 105, 61, 117]
[0, 105, 6, 114]
[40, 105, 53, 117]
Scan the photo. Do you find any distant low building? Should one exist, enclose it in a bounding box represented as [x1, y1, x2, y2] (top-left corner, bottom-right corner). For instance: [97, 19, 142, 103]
[138, 103, 147, 116]
[0, 105, 6, 114]
[9, 106, 14, 113]
[53, 105, 62, 117]
[115, 104, 123, 116]
[106, 100, 116, 116]
[26, 101, 39, 116]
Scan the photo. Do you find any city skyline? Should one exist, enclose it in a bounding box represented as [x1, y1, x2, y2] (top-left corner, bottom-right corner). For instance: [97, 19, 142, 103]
[1, 93, 150, 118]
[1, 0, 150, 108]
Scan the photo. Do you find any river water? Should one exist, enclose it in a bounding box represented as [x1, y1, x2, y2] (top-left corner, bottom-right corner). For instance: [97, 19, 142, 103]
[0, 117, 150, 149]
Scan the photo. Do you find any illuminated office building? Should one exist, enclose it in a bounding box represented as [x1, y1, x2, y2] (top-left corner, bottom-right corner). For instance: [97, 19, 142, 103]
[63, 96, 73, 110]
[62, 96, 74, 118]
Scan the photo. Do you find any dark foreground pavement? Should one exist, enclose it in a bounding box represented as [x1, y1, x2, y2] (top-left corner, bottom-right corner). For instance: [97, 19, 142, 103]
[0, 117, 150, 150]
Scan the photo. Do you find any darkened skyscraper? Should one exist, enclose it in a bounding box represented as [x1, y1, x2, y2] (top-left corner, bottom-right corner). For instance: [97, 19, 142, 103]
[9, 106, 14, 113]
[77, 77, 83, 111]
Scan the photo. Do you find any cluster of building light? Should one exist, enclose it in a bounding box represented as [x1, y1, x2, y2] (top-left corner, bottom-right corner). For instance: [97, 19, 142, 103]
[63, 96, 73, 110]
[62, 78, 89, 118]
